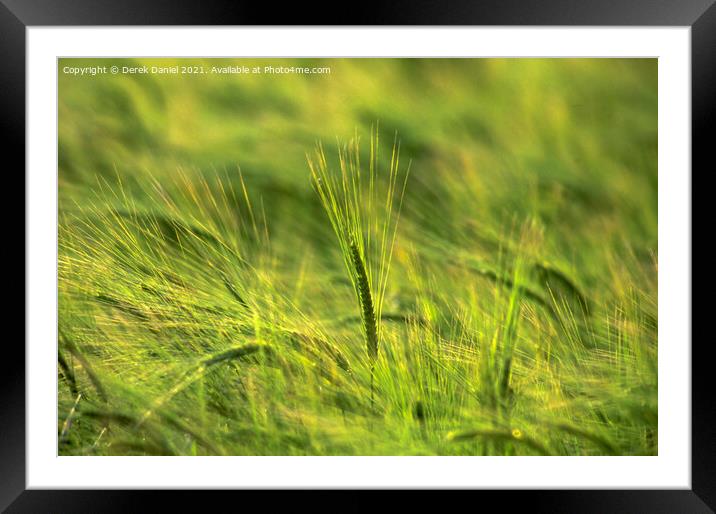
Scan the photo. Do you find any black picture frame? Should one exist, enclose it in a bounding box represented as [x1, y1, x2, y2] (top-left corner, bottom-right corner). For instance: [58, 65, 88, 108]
[4, 1, 710, 511]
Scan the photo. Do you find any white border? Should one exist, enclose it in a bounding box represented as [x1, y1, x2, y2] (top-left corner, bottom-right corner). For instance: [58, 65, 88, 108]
[27, 27, 691, 489]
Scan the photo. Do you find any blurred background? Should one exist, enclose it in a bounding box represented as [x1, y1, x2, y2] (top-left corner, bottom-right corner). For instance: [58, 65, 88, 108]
[59, 58, 657, 266]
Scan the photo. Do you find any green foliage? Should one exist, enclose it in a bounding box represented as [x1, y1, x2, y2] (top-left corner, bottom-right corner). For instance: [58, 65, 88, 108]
[58, 58, 657, 456]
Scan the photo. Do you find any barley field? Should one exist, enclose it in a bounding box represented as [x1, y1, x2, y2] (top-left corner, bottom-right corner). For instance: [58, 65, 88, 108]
[58, 58, 658, 456]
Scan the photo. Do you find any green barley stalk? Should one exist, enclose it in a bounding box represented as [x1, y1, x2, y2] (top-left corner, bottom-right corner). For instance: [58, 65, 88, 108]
[308, 129, 409, 410]
[349, 241, 378, 361]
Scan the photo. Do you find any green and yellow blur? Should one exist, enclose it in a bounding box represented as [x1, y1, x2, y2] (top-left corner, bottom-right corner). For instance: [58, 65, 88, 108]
[58, 58, 657, 456]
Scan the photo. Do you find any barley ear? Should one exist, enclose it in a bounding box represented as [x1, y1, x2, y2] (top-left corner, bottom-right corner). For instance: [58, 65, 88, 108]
[349, 241, 378, 362]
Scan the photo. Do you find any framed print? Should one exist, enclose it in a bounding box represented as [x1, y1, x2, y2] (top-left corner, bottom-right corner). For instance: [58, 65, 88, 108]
[6, 0, 711, 511]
